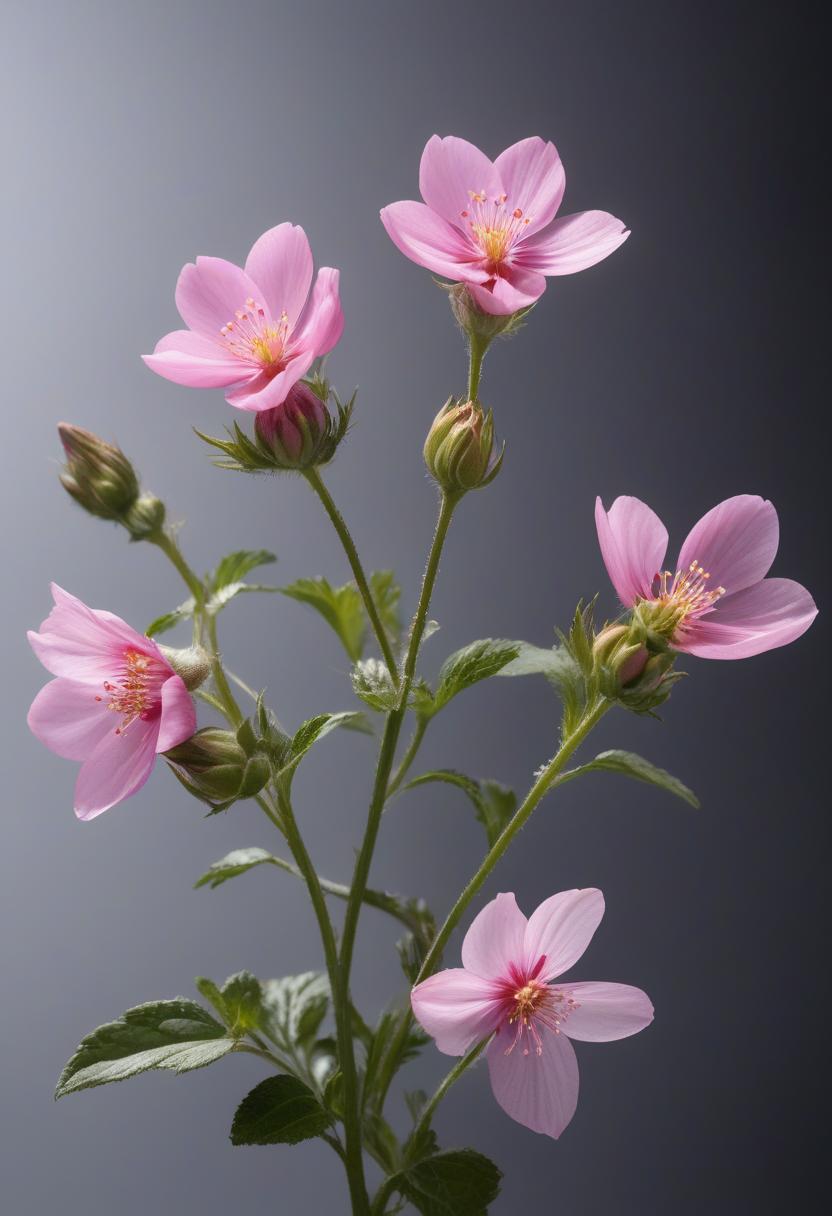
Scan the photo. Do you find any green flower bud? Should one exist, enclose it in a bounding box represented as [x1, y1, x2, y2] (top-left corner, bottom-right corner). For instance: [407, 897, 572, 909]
[165, 727, 270, 807]
[424, 398, 503, 497]
[59, 423, 140, 521]
[593, 621, 681, 712]
[121, 492, 166, 541]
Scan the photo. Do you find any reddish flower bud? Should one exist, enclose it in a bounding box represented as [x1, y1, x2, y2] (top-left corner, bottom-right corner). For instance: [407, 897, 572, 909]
[254, 382, 330, 469]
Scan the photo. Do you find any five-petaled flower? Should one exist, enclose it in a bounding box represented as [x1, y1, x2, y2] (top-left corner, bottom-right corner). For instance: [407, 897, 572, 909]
[27, 585, 196, 819]
[411, 890, 653, 1139]
[381, 135, 629, 316]
[595, 495, 817, 659]
[143, 223, 344, 412]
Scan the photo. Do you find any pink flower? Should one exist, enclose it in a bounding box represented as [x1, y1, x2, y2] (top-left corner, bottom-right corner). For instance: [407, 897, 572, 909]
[411, 890, 652, 1139]
[27, 585, 196, 819]
[595, 495, 818, 659]
[142, 223, 344, 412]
[381, 135, 629, 316]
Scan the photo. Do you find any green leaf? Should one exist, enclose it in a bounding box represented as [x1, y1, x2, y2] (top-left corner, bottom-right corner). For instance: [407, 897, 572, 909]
[391, 1148, 502, 1215]
[280, 576, 366, 661]
[145, 600, 195, 638]
[206, 581, 279, 614]
[278, 711, 370, 785]
[260, 973, 330, 1053]
[497, 642, 577, 684]
[195, 847, 279, 890]
[211, 549, 277, 591]
[229, 1075, 331, 1146]
[424, 640, 520, 717]
[55, 999, 230, 1098]
[369, 569, 402, 645]
[404, 770, 516, 848]
[562, 749, 700, 808]
[352, 658, 398, 712]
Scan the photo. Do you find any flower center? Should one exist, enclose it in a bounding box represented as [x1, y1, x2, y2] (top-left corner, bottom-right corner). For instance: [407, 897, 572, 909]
[460, 190, 532, 269]
[96, 649, 158, 734]
[654, 559, 726, 620]
[219, 299, 290, 369]
[504, 979, 579, 1057]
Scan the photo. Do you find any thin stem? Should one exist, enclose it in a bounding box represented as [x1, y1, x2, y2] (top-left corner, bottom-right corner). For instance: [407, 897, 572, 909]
[150, 529, 204, 603]
[416, 700, 610, 985]
[467, 333, 490, 401]
[206, 614, 244, 727]
[411, 1037, 489, 1144]
[304, 467, 399, 681]
[386, 717, 428, 799]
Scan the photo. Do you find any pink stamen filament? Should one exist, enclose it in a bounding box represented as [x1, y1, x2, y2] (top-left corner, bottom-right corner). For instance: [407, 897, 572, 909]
[100, 649, 156, 734]
[219, 297, 291, 368]
[460, 188, 532, 267]
[654, 558, 726, 619]
[501, 974, 580, 1058]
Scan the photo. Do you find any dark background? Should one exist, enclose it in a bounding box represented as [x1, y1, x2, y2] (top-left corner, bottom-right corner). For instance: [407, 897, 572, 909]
[2, 2, 827, 1212]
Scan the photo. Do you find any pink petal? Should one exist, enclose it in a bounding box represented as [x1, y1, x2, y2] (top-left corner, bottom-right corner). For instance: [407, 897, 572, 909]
[493, 138, 565, 236]
[73, 719, 159, 820]
[28, 585, 141, 682]
[419, 135, 503, 228]
[461, 892, 528, 981]
[595, 497, 669, 608]
[676, 577, 817, 659]
[411, 968, 503, 1056]
[155, 675, 196, 753]
[142, 330, 245, 388]
[524, 889, 605, 982]
[175, 256, 264, 341]
[380, 201, 485, 280]
[466, 265, 546, 317]
[244, 223, 313, 327]
[557, 981, 654, 1042]
[27, 678, 112, 760]
[676, 495, 779, 595]
[224, 351, 316, 413]
[487, 1022, 579, 1139]
[292, 267, 344, 357]
[517, 210, 629, 275]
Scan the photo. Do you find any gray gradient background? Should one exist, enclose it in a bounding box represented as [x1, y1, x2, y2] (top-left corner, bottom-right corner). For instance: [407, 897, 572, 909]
[2, 2, 827, 1212]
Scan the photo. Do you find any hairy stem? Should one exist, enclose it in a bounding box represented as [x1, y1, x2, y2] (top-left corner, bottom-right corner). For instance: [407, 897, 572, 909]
[467, 333, 489, 401]
[304, 467, 399, 681]
[386, 717, 428, 799]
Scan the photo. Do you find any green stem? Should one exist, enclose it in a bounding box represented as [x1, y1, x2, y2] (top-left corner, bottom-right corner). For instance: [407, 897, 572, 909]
[205, 614, 244, 727]
[416, 699, 610, 984]
[334, 493, 459, 1211]
[467, 333, 489, 402]
[386, 717, 428, 799]
[303, 467, 399, 681]
[411, 1037, 489, 1145]
[150, 529, 204, 604]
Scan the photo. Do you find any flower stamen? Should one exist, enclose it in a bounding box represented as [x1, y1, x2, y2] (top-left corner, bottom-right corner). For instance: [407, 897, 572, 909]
[461, 188, 532, 269]
[219, 300, 290, 369]
[102, 649, 156, 734]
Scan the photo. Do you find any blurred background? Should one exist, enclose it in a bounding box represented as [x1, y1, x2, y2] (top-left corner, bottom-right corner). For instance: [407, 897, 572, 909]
[1, 2, 827, 1212]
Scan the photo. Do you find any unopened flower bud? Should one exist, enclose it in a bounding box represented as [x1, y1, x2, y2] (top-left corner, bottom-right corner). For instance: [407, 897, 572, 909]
[424, 398, 503, 497]
[158, 645, 212, 691]
[59, 423, 140, 521]
[165, 727, 270, 806]
[121, 492, 166, 541]
[592, 624, 649, 688]
[254, 382, 331, 470]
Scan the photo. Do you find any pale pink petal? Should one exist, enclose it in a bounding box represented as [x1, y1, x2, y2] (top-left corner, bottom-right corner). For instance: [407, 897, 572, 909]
[524, 889, 605, 982]
[595, 497, 669, 608]
[461, 892, 528, 981]
[142, 330, 245, 388]
[517, 211, 629, 275]
[676, 577, 817, 659]
[155, 675, 196, 753]
[676, 495, 779, 595]
[487, 1022, 579, 1139]
[380, 201, 485, 279]
[28, 585, 139, 681]
[175, 257, 265, 340]
[494, 138, 565, 236]
[244, 223, 313, 326]
[291, 267, 344, 356]
[556, 981, 654, 1042]
[224, 351, 316, 412]
[27, 679, 112, 760]
[419, 135, 503, 228]
[73, 719, 159, 820]
[411, 969, 503, 1056]
[466, 265, 546, 316]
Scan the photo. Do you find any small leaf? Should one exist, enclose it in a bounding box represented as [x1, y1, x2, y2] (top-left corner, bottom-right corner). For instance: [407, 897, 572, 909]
[369, 570, 402, 645]
[391, 1148, 502, 1215]
[425, 640, 520, 717]
[352, 658, 398, 712]
[261, 973, 330, 1053]
[55, 999, 230, 1098]
[497, 642, 577, 684]
[278, 711, 370, 786]
[145, 600, 195, 638]
[206, 581, 279, 614]
[563, 749, 700, 808]
[280, 577, 366, 661]
[230, 1075, 330, 1146]
[404, 770, 516, 848]
[195, 847, 279, 890]
[211, 549, 277, 591]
